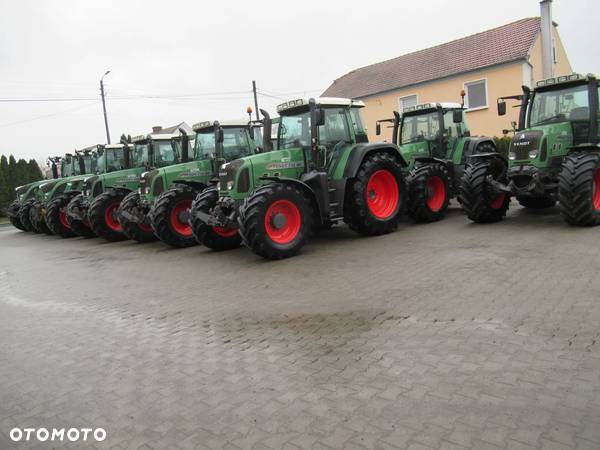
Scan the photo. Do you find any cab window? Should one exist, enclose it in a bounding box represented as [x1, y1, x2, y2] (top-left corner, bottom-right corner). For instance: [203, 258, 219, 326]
[350, 107, 368, 143]
[320, 108, 351, 149]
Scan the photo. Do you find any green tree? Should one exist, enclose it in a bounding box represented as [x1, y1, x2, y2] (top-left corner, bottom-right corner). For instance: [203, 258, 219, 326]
[27, 159, 43, 182]
[0, 155, 10, 214]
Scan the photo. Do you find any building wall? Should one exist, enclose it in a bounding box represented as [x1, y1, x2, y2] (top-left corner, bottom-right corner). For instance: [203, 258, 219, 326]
[360, 26, 572, 142]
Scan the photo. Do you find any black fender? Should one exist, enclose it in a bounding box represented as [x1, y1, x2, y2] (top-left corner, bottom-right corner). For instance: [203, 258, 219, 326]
[461, 137, 497, 163]
[568, 143, 600, 155]
[259, 176, 324, 225]
[171, 180, 208, 192]
[466, 152, 507, 165]
[343, 143, 407, 179]
[413, 156, 448, 166]
[108, 186, 133, 196]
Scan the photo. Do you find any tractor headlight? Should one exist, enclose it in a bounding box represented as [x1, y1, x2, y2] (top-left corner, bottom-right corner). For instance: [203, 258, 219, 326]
[509, 151, 516, 161]
[227, 181, 234, 190]
[216, 181, 221, 190]
[528, 149, 538, 159]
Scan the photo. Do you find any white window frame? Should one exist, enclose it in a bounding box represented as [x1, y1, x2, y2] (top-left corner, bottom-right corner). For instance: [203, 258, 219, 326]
[463, 78, 488, 112]
[398, 93, 419, 113]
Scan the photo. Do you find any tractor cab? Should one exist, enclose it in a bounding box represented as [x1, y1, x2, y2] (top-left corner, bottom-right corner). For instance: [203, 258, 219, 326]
[131, 133, 182, 170]
[193, 120, 262, 172]
[275, 97, 368, 173]
[377, 102, 469, 169]
[96, 143, 129, 174]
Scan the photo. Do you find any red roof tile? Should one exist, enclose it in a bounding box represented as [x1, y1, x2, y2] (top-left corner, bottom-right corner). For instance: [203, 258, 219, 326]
[322, 17, 541, 98]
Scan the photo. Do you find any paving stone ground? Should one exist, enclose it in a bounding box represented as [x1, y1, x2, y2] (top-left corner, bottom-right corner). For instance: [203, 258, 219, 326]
[0, 202, 599, 449]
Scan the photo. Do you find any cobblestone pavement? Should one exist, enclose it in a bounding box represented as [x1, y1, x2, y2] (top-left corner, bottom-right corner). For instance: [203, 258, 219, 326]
[0, 202, 599, 449]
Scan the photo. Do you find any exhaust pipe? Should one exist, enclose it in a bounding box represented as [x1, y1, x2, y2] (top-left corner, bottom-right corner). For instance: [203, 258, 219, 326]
[120, 136, 131, 169]
[260, 109, 273, 152]
[178, 127, 189, 162]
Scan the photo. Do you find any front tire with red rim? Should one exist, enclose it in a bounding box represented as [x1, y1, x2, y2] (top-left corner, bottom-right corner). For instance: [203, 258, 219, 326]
[88, 189, 128, 241]
[66, 194, 96, 238]
[45, 194, 76, 238]
[150, 185, 200, 248]
[344, 151, 404, 236]
[239, 183, 313, 260]
[558, 152, 600, 226]
[458, 158, 510, 223]
[407, 163, 451, 223]
[190, 187, 242, 251]
[117, 191, 157, 243]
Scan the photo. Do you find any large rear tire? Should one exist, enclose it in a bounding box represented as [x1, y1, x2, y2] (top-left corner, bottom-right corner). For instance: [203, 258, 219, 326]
[7, 200, 26, 231]
[459, 159, 510, 223]
[344, 151, 404, 235]
[517, 196, 556, 209]
[558, 152, 600, 226]
[239, 183, 313, 260]
[89, 190, 127, 242]
[45, 195, 76, 238]
[18, 200, 35, 232]
[29, 201, 52, 234]
[150, 185, 199, 248]
[117, 191, 156, 243]
[190, 187, 241, 251]
[407, 163, 450, 223]
[66, 194, 96, 238]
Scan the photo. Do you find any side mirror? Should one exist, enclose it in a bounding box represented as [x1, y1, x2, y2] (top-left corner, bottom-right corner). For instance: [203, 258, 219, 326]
[453, 110, 463, 124]
[376, 122, 381, 136]
[497, 100, 507, 116]
[502, 129, 509, 135]
[315, 108, 325, 126]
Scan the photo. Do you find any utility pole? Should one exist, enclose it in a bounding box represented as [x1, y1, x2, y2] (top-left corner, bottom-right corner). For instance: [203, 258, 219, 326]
[252, 80, 260, 121]
[100, 70, 111, 144]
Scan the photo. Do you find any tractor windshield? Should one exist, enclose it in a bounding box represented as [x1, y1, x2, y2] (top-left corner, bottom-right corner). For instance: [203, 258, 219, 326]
[194, 131, 216, 160]
[279, 111, 311, 149]
[401, 112, 440, 144]
[529, 83, 589, 127]
[152, 140, 179, 168]
[223, 127, 253, 160]
[80, 155, 96, 174]
[61, 160, 73, 177]
[100, 148, 127, 172]
[278, 108, 352, 150]
[132, 143, 150, 167]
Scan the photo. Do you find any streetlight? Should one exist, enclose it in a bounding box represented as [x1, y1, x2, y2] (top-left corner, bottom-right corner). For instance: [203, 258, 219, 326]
[100, 70, 111, 144]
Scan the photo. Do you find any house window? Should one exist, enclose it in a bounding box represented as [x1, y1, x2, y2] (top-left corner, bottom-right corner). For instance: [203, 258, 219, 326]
[464, 79, 488, 110]
[398, 94, 418, 112]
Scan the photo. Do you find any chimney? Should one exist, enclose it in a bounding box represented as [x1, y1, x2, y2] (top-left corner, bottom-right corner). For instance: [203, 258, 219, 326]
[152, 126, 163, 134]
[540, 0, 554, 79]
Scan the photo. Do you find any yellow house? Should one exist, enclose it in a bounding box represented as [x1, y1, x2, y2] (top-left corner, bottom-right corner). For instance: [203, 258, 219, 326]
[322, 10, 572, 141]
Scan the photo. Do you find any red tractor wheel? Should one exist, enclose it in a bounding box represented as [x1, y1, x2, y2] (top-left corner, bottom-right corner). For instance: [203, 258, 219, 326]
[559, 152, 600, 226]
[407, 163, 450, 223]
[239, 183, 313, 260]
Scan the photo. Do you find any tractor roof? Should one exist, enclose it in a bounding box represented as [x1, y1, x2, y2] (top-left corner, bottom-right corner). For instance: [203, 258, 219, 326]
[276, 97, 365, 114]
[77, 144, 101, 153]
[192, 120, 256, 132]
[535, 73, 594, 90]
[402, 102, 462, 115]
[105, 143, 127, 149]
[131, 133, 179, 143]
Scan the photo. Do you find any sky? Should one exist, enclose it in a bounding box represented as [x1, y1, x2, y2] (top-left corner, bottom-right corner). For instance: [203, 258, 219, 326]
[1, 0, 598, 162]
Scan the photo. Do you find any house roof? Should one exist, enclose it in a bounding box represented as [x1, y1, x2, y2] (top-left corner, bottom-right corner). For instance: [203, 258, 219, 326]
[322, 17, 541, 99]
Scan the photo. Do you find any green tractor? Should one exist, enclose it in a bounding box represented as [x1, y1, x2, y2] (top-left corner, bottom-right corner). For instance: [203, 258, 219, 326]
[118, 119, 267, 247]
[29, 151, 96, 236]
[65, 143, 129, 238]
[460, 73, 600, 225]
[6, 157, 62, 232]
[189, 97, 407, 259]
[376, 101, 496, 222]
[86, 132, 185, 242]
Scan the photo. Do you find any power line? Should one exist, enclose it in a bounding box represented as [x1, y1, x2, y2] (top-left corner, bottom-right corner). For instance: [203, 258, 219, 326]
[0, 101, 99, 128]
